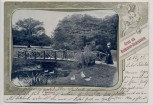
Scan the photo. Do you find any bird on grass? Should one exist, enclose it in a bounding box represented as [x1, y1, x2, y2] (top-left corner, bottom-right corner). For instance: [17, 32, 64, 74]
[70, 75, 75, 80]
[84, 77, 92, 81]
[81, 71, 86, 78]
[81, 71, 92, 81]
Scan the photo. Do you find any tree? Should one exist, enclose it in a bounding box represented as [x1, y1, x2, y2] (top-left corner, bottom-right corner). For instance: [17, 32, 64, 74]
[13, 18, 52, 46]
[14, 18, 45, 36]
[53, 14, 119, 52]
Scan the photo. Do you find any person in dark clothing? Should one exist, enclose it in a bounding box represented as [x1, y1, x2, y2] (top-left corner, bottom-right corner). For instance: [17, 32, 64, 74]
[27, 44, 31, 48]
[105, 42, 113, 64]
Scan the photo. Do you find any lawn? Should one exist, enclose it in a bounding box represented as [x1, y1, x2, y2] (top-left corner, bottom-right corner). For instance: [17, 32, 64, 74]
[50, 63, 117, 87]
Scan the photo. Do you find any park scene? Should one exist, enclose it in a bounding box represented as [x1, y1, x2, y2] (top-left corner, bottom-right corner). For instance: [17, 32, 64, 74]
[11, 10, 119, 87]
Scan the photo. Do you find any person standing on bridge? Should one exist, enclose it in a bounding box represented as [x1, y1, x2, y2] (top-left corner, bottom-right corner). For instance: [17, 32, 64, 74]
[105, 42, 113, 64]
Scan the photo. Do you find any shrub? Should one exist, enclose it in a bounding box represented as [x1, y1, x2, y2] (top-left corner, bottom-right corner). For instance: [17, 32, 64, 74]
[82, 52, 96, 66]
[74, 51, 96, 68]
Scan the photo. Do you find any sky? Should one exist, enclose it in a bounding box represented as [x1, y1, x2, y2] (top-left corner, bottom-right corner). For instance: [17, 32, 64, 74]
[12, 9, 117, 37]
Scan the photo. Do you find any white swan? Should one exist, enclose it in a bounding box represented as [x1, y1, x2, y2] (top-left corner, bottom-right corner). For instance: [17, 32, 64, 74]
[70, 75, 75, 80]
[81, 71, 86, 78]
[84, 77, 92, 81]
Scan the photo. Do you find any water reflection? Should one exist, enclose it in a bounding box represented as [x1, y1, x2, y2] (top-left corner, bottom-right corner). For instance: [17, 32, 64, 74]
[12, 64, 70, 86]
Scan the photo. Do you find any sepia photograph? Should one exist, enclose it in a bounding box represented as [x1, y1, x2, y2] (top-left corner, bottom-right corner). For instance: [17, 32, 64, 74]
[11, 9, 119, 87]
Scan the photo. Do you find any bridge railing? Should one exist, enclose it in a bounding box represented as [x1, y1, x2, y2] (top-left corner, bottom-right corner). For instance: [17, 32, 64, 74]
[13, 47, 76, 61]
[13, 47, 106, 61]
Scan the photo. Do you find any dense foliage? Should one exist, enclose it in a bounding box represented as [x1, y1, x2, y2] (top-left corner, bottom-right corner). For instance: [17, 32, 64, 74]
[13, 14, 118, 50]
[12, 18, 52, 46]
[53, 14, 118, 52]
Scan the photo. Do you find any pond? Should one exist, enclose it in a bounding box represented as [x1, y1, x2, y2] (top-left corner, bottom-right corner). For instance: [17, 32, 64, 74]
[12, 62, 71, 86]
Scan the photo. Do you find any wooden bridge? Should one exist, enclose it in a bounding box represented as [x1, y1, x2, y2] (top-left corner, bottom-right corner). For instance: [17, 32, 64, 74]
[14, 48, 77, 62]
[13, 47, 106, 62]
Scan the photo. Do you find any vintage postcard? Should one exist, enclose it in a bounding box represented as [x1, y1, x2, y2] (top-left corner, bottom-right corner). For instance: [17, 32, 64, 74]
[4, 1, 149, 102]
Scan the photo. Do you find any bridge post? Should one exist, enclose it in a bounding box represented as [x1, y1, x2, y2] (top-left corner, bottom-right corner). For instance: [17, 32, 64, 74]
[63, 50, 67, 59]
[43, 51, 45, 60]
[25, 51, 27, 59]
[54, 51, 57, 61]
[62, 50, 65, 59]
[34, 51, 37, 60]
[17, 51, 20, 58]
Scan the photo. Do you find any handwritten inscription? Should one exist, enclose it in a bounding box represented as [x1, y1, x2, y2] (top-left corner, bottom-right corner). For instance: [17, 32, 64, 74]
[125, 54, 148, 67]
[122, 53, 148, 102]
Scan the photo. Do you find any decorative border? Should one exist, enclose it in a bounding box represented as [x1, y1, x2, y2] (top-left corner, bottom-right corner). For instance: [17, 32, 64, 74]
[4, 2, 148, 102]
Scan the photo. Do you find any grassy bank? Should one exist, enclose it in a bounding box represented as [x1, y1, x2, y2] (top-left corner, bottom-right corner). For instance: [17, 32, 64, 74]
[50, 63, 117, 87]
